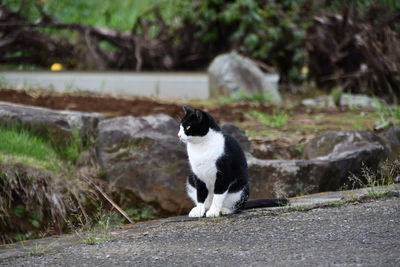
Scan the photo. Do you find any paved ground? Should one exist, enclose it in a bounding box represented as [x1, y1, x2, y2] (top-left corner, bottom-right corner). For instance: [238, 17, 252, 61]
[1, 186, 399, 267]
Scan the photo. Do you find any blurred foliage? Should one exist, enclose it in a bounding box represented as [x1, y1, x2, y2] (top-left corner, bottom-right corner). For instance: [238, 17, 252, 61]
[170, 0, 315, 84]
[326, 0, 400, 11]
[2, 0, 400, 86]
[2, 0, 157, 30]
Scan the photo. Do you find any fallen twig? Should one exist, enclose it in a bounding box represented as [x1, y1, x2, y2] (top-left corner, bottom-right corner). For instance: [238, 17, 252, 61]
[81, 175, 134, 224]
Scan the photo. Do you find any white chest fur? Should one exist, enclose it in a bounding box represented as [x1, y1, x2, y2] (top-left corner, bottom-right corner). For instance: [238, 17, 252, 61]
[187, 129, 225, 188]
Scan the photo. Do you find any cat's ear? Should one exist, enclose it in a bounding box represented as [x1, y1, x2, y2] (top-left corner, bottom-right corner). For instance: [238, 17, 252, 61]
[183, 106, 193, 114]
[195, 109, 203, 122]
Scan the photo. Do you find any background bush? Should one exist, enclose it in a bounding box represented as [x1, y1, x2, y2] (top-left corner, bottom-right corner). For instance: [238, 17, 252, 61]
[1, 0, 399, 99]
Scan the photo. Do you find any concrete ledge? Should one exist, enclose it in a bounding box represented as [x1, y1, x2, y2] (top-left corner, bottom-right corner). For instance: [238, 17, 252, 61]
[286, 183, 400, 208]
[0, 71, 209, 99]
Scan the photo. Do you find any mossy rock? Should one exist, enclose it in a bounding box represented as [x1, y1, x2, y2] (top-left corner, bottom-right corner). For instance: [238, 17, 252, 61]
[0, 101, 103, 146]
[96, 114, 192, 213]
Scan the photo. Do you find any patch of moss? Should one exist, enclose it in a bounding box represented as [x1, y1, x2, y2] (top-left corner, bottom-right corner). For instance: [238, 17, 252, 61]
[0, 127, 65, 172]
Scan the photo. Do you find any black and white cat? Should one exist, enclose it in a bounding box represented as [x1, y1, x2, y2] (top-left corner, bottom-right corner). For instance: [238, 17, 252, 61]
[178, 106, 287, 218]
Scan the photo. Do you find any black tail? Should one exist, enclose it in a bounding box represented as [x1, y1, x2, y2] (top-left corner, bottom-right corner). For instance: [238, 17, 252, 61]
[243, 198, 288, 210]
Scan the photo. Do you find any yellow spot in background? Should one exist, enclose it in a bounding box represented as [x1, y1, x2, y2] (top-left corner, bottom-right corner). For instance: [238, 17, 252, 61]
[301, 65, 309, 75]
[51, 63, 63, 71]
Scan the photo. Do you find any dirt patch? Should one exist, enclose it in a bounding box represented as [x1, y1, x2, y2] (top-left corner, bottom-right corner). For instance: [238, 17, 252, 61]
[0, 88, 273, 123]
[0, 89, 183, 119]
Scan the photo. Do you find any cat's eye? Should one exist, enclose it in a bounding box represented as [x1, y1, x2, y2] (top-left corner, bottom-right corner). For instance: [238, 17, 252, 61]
[186, 126, 191, 130]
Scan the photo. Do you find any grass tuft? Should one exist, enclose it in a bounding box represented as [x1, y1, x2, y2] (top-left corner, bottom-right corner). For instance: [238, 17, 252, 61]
[347, 160, 399, 189]
[216, 90, 273, 104]
[55, 128, 82, 164]
[329, 200, 346, 207]
[0, 127, 63, 171]
[371, 98, 400, 126]
[247, 109, 288, 128]
[20, 241, 53, 256]
[346, 159, 400, 199]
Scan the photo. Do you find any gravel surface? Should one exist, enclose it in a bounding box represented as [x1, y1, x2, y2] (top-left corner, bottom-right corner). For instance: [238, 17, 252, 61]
[2, 197, 399, 267]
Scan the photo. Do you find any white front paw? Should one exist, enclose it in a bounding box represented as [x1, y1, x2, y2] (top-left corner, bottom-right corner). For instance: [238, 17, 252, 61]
[206, 207, 221, 217]
[221, 208, 234, 215]
[188, 205, 205, 217]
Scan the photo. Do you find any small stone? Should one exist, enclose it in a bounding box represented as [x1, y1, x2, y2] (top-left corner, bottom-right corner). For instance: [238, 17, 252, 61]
[301, 95, 336, 110]
[339, 93, 382, 110]
[374, 121, 393, 132]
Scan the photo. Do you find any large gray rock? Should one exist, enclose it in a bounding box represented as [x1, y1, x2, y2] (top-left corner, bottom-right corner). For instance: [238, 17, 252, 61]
[248, 141, 385, 198]
[252, 140, 300, 160]
[208, 51, 282, 104]
[303, 131, 380, 159]
[0, 101, 103, 144]
[378, 126, 400, 159]
[95, 114, 191, 213]
[303, 127, 400, 160]
[221, 123, 253, 153]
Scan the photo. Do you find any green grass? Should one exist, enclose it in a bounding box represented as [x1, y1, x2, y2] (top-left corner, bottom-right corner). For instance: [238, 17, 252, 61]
[370, 98, 400, 126]
[73, 207, 156, 245]
[346, 160, 400, 199]
[348, 160, 398, 189]
[19, 235, 56, 256]
[329, 200, 346, 207]
[366, 189, 389, 199]
[286, 205, 308, 212]
[0, 124, 85, 170]
[231, 90, 273, 103]
[20, 242, 48, 256]
[216, 91, 274, 105]
[55, 128, 82, 164]
[74, 211, 115, 245]
[247, 110, 288, 128]
[0, 127, 63, 171]
[330, 87, 343, 106]
[78, 226, 113, 245]
[80, 233, 106, 245]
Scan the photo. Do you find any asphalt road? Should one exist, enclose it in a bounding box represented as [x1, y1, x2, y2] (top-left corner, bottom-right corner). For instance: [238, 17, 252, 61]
[1, 197, 399, 267]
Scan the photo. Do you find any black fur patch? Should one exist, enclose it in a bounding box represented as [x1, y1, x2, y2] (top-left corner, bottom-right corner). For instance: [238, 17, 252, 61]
[181, 107, 220, 137]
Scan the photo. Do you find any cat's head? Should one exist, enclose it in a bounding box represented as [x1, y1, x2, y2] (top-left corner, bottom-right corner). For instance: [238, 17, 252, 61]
[178, 106, 219, 143]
